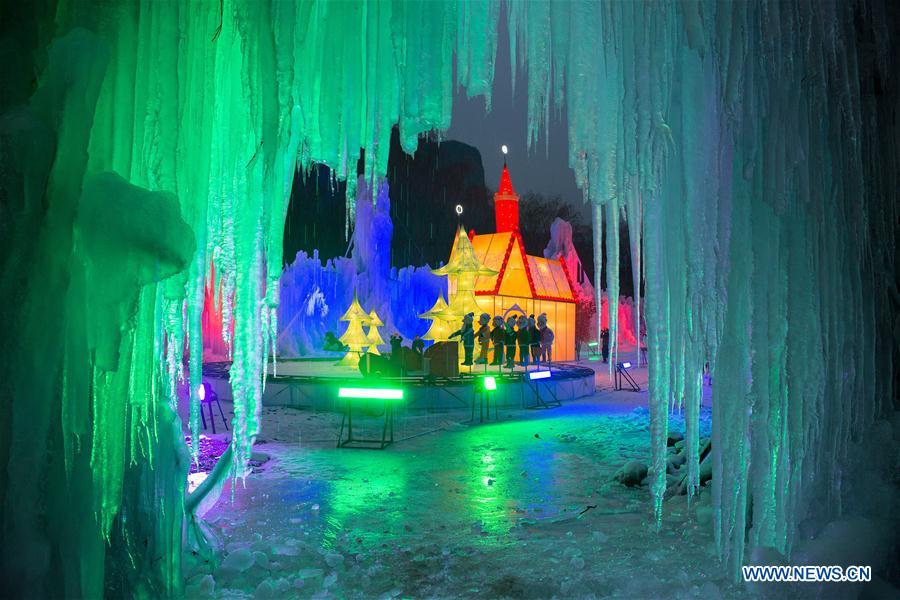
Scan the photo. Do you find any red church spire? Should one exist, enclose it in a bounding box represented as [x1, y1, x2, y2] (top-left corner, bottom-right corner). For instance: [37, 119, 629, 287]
[498, 164, 516, 196]
[494, 162, 520, 233]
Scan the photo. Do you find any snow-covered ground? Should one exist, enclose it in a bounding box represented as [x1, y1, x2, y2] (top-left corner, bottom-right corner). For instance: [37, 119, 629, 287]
[179, 364, 896, 599]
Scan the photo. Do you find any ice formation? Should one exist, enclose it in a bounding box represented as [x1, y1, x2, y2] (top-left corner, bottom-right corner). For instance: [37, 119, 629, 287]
[275, 177, 446, 357]
[544, 217, 639, 346]
[0, 0, 896, 595]
[277, 251, 444, 357]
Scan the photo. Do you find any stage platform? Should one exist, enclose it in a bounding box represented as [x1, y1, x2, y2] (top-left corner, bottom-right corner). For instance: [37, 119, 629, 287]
[203, 356, 597, 412]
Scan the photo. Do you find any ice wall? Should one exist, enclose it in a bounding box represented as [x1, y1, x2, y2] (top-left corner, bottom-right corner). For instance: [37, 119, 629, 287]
[350, 178, 394, 321]
[1, 0, 896, 595]
[277, 253, 444, 357]
[277, 251, 355, 357]
[1, 28, 195, 596]
[544, 217, 595, 305]
[276, 177, 445, 356]
[511, 0, 897, 579]
[544, 217, 639, 346]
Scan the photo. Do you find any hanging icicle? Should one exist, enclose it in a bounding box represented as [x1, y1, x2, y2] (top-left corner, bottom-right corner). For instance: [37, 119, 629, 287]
[3, 1, 896, 595]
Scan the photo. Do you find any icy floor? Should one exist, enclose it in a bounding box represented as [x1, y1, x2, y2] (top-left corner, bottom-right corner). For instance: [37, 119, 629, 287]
[181, 365, 760, 599]
[181, 365, 900, 599]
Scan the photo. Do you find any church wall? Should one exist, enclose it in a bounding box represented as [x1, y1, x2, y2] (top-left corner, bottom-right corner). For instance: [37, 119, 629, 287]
[473, 294, 575, 361]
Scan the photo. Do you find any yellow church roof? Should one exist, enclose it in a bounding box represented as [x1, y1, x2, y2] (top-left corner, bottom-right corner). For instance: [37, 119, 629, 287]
[468, 231, 575, 302]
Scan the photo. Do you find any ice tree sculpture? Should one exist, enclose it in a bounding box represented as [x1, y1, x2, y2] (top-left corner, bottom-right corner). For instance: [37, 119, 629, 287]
[365, 309, 386, 355]
[420, 293, 454, 343]
[434, 227, 498, 319]
[337, 293, 371, 368]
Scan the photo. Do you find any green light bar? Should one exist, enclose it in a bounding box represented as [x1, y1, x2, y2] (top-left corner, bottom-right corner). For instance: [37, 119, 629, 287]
[338, 387, 404, 401]
[587, 342, 599, 347]
[483, 376, 497, 391]
[588, 356, 601, 361]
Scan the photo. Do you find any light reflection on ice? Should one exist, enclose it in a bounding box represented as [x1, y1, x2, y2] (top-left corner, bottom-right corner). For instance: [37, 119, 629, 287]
[192, 386, 725, 597]
[187, 471, 208, 493]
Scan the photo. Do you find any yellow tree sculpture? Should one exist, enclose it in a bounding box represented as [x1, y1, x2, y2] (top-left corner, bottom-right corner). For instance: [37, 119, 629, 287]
[419, 292, 453, 342]
[337, 291, 371, 367]
[433, 226, 498, 318]
[365, 309, 385, 355]
[432, 227, 498, 362]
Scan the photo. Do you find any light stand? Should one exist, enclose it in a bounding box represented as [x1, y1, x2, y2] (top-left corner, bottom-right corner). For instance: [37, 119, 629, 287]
[614, 361, 640, 392]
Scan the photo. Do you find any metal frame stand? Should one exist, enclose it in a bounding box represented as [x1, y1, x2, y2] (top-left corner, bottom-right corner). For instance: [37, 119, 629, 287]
[470, 389, 498, 423]
[526, 377, 562, 409]
[200, 397, 229, 434]
[337, 399, 395, 449]
[614, 364, 641, 392]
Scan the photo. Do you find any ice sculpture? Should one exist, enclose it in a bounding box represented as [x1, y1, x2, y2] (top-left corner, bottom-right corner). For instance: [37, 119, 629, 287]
[276, 250, 355, 357]
[337, 293, 371, 368]
[275, 171, 447, 357]
[544, 218, 595, 305]
[433, 227, 499, 319]
[544, 217, 640, 348]
[351, 177, 394, 314]
[365, 309, 386, 355]
[276, 256, 445, 358]
[419, 293, 454, 343]
[432, 227, 501, 362]
[2, 0, 896, 595]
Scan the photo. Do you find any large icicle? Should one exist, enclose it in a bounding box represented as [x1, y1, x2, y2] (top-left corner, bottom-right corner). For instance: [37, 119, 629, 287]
[643, 184, 670, 527]
[624, 182, 642, 366]
[3, 1, 897, 595]
[592, 203, 604, 351]
[605, 199, 620, 373]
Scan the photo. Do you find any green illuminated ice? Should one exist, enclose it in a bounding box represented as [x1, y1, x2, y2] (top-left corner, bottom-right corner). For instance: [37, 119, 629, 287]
[0, 0, 896, 596]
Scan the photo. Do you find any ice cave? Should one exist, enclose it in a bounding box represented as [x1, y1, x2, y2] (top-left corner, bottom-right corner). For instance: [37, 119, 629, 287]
[1, 0, 898, 598]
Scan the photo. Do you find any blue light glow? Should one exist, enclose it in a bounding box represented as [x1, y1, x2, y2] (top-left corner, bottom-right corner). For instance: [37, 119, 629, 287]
[528, 370, 551, 380]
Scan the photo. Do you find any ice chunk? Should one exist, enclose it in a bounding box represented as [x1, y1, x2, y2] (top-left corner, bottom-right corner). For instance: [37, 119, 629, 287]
[253, 580, 276, 599]
[198, 575, 215, 597]
[613, 461, 648, 487]
[324, 552, 344, 569]
[253, 551, 270, 570]
[220, 548, 255, 574]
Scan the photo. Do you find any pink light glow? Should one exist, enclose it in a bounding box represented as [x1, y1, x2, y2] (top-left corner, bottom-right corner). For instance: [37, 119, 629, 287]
[599, 295, 639, 345]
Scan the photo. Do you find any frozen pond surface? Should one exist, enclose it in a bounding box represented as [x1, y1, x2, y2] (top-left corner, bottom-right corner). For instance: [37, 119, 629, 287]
[183, 367, 749, 599]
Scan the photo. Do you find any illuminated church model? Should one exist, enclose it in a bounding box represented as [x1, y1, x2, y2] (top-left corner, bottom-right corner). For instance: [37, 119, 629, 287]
[438, 161, 577, 361]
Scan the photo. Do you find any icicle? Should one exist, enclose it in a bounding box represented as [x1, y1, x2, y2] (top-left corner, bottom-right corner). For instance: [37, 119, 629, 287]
[605, 200, 620, 374]
[591, 203, 604, 357]
[711, 145, 754, 577]
[129, 286, 161, 463]
[625, 181, 642, 366]
[676, 46, 716, 506]
[187, 266, 205, 461]
[643, 187, 669, 527]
